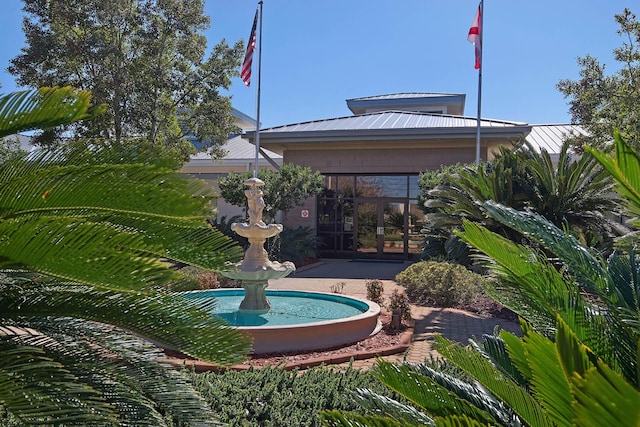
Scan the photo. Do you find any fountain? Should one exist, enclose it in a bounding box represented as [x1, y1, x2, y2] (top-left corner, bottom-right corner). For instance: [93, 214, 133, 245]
[185, 177, 380, 354]
[221, 177, 296, 312]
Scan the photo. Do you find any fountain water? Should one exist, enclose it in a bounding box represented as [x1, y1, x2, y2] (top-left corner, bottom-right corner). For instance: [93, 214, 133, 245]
[188, 177, 380, 354]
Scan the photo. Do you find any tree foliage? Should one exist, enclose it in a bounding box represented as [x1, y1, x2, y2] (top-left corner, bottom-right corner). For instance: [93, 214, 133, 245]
[557, 8, 640, 150]
[9, 0, 244, 162]
[218, 163, 325, 222]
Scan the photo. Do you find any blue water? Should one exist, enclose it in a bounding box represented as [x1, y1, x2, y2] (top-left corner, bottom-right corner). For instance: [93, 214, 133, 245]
[183, 289, 369, 327]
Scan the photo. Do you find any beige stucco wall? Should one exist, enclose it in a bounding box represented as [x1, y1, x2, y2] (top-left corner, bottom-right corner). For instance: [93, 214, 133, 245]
[283, 146, 478, 174]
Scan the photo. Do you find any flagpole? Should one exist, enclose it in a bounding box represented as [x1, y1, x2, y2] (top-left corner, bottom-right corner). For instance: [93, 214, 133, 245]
[253, 1, 263, 178]
[475, 0, 483, 167]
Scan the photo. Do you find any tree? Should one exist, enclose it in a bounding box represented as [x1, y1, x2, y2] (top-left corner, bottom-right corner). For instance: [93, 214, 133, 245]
[323, 133, 640, 426]
[218, 163, 325, 223]
[9, 0, 244, 162]
[0, 88, 251, 425]
[557, 8, 640, 150]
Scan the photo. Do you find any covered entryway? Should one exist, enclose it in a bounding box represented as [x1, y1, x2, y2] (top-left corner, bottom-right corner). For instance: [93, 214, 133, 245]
[316, 175, 425, 260]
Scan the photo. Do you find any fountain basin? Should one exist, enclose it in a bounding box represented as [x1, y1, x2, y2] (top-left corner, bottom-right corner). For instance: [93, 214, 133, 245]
[183, 289, 381, 354]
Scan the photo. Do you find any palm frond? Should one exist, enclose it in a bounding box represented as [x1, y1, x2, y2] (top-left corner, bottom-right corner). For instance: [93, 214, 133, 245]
[0, 148, 243, 289]
[457, 219, 576, 334]
[433, 335, 554, 427]
[553, 317, 640, 426]
[1, 318, 224, 426]
[1, 280, 251, 365]
[0, 87, 106, 138]
[476, 333, 528, 388]
[354, 388, 435, 426]
[321, 409, 416, 427]
[586, 131, 640, 219]
[0, 339, 117, 426]
[518, 325, 574, 427]
[370, 361, 497, 425]
[464, 205, 638, 383]
[478, 201, 608, 294]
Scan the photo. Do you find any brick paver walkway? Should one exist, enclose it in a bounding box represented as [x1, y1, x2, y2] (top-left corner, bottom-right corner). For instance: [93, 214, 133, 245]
[270, 264, 521, 370]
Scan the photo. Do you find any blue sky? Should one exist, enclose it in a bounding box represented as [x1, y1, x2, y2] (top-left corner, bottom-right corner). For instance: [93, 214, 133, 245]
[0, 1, 633, 128]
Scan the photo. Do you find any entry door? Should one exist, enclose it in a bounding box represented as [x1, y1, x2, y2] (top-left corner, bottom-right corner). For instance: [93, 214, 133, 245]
[355, 199, 406, 259]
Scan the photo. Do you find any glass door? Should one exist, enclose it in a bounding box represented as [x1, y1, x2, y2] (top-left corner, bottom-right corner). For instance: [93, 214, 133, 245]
[355, 199, 407, 259]
[381, 201, 405, 257]
[355, 202, 378, 257]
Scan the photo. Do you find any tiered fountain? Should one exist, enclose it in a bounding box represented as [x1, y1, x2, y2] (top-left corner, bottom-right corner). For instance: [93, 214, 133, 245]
[221, 177, 296, 312]
[184, 177, 380, 354]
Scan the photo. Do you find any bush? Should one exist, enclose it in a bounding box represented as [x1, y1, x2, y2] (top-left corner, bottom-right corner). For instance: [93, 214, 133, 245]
[395, 261, 485, 307]
[188, 365, 395, 426]
[387, 290, 412, 321]
[365, 279, 385, 306]
[268, 226, 323, 266]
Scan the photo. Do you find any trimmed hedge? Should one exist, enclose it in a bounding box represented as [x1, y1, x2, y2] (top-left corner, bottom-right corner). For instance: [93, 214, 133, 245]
[395, 261, 485, 307]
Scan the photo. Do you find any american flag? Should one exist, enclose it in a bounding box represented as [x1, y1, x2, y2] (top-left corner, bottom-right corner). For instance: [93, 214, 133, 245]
[241, 8, 258, 87]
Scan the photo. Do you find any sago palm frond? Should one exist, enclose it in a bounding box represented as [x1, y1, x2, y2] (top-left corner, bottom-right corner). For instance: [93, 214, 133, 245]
[457, 219, 580, 335]
[369, 361, 498, 425]
[461, 204, 638, 384]
[321, 409, 417, 427]
[0, 339, 117, 426]
[0, 147, 243, 289]
[433, 335, 554, 427]
[586, 131, 640, 220]
[478, 201, 607, 293]
[553, 317, 640, 426]
[352, 389, 435, 426]
[1, 318, 224, 426]
[505, 325, 574, 427]
[0, 87, 106, 138]
[0, 277, 251, 364]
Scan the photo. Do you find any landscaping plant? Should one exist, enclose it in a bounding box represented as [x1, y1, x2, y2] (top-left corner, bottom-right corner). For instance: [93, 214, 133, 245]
[366, 279, 385, 306]
[189, 364, 396, 427]
[322, 132, 640, 426]
[0, 87, 251, 426]
[395, 260, 485, 307]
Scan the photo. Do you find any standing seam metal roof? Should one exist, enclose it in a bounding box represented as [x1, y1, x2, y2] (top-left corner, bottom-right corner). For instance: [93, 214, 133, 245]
[259, 111, 527, 134]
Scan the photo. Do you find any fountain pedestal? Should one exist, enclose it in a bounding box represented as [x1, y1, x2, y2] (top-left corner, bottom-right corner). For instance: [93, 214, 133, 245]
[221, 177, 295, 313]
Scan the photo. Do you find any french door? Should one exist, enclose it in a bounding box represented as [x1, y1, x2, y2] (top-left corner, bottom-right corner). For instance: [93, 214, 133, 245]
[355, 199, 406, 259]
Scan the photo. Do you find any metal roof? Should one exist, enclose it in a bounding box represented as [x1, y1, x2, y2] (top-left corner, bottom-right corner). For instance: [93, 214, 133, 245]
[189, 134, 282, 161]
[261, 111, 526, 133]
[347, 92, 464, 102]
[525, 124, 588, 153]
[346, 93, 466, 115]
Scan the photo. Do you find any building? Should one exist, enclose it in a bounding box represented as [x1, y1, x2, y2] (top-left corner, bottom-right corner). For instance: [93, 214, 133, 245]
[241, 92, 586, 260]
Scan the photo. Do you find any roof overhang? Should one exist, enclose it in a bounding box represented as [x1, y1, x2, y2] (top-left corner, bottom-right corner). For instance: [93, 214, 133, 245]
[346, 93, 466, 115]
[245, 125, 532, 155]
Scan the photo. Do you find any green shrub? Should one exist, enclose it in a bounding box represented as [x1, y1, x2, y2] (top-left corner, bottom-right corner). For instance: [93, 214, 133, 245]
[267, 226, 323, 266]
[395, 261, 485, 307]
[365, 279, 385, 306]
[188, 365, 394, 427]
